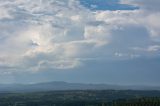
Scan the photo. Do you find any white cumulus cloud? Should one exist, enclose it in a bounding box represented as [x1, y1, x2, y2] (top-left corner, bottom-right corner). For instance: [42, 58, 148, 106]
[0, 0, 160, 74]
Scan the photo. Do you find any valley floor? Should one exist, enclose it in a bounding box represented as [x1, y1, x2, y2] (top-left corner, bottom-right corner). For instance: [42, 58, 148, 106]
[0, 90, 160, 106]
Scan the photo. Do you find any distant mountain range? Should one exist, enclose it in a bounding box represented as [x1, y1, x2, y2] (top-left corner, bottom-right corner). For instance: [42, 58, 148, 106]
[0, 81, 160, 92]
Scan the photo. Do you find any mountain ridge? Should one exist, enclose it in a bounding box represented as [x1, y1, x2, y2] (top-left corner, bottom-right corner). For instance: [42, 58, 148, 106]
[0, 81, 160, 92]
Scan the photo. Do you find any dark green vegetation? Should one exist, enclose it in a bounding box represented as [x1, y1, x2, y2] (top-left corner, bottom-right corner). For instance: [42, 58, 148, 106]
[0, 90, 160, 106]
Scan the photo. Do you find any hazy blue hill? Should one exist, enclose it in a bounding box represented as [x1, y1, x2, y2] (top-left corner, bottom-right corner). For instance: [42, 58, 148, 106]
[0, 81, 160, 92]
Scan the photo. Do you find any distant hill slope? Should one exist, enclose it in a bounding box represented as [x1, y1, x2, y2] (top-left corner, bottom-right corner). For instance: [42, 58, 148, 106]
[0, 81, 160, 92]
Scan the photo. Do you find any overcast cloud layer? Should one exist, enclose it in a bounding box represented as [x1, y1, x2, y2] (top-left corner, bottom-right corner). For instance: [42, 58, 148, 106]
[0, 0, 160, 84]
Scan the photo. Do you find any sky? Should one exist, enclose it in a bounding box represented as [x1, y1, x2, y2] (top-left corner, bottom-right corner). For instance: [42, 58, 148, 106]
[0, 0, 160, 85]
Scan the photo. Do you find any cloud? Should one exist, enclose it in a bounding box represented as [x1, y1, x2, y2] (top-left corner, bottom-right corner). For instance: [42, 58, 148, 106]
[0, 0, 160, 74]
[120, 0, 160, 12]
[0, 0, 105, 72]
[120, 0, 160, 48]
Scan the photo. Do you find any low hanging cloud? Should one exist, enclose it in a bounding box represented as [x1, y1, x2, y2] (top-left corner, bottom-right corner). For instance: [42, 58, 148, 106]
[0, 0, 160, 74]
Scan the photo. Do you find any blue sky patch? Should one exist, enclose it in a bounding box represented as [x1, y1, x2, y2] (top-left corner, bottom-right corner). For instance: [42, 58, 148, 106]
[80, 0, 138, 11]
